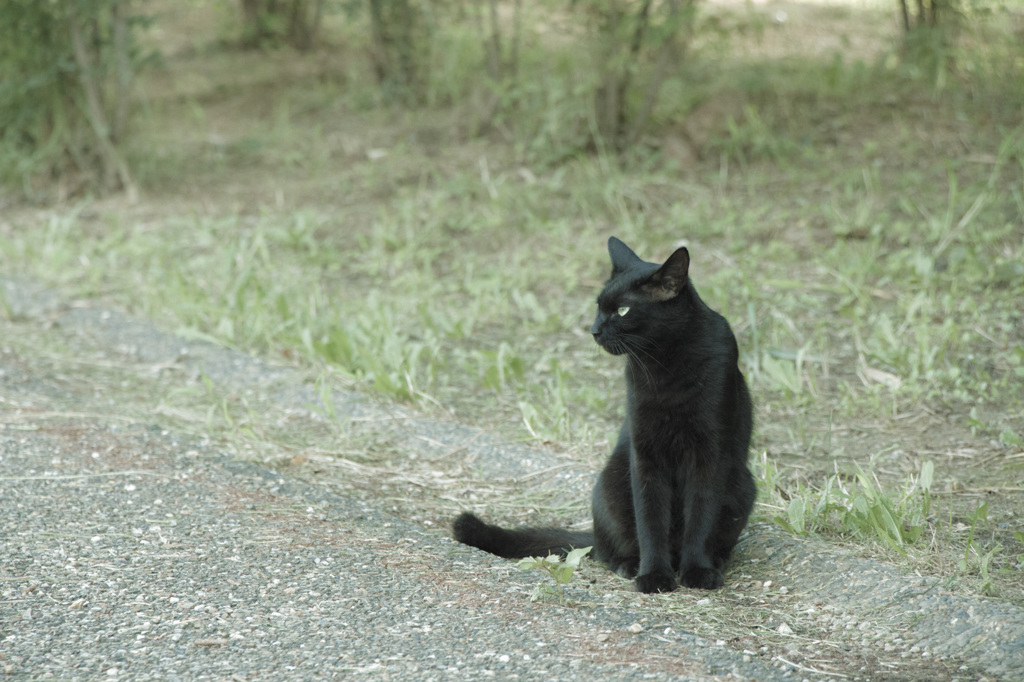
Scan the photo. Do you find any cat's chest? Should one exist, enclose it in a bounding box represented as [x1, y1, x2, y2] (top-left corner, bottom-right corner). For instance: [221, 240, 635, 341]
[629, 395, 715, 442]
[626, 371, 711, 411]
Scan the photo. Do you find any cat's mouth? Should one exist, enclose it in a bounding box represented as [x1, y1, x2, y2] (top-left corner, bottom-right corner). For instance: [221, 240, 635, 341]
[594, 337, 628, 356]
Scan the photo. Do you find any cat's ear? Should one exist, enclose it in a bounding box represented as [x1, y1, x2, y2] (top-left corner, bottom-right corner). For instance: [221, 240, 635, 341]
[644, 247, 690, 301]
[608, 236, 643, 274]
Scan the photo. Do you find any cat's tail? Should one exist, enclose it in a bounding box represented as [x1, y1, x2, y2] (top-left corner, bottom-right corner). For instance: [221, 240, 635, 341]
[452, 512, 594, 559]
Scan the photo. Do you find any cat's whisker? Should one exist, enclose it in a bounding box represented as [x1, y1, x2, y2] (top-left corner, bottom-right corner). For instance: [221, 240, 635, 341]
[626, 359, 655, 388]
[620, 335, 667, 371]
[620, 331, 663, 353]
[620, 342, 656, 382]
[622, 344, 657, 387]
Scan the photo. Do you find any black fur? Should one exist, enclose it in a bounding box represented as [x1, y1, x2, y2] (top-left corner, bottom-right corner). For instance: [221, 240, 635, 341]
[453, 237, 756, 593]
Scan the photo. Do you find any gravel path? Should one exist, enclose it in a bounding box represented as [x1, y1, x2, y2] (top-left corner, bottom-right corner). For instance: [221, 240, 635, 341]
[2, 278, 1022, 680]
[1, 420, 779, 680]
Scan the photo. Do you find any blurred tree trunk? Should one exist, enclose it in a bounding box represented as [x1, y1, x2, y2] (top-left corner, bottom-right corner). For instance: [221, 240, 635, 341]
[240, 0, 324, 50]
[590, 0, 695, 152]
[625, 0, 688, 148]
[287, 0, 323, 49]
[484, 0, 502, 81]
[475, 0, 523, 131]
[898, 0, 959, 82]
[112, 0, 132, 143]
[67, 1, 138, 199]
[1, 1, 146, 198]
[368, 0, 429, 104]
[899, 0, 948, 29]
[593, 0, 649, 149]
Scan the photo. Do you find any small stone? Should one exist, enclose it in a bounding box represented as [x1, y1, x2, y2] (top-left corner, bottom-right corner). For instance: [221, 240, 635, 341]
[627, 623, 643, 634]
[195, 638, 229, 646]
[776, 623, 793, 635]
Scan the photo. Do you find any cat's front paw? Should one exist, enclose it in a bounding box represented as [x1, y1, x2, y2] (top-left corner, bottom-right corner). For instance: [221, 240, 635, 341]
[635, 570, 676, 594]
[680, 564, 723, 590]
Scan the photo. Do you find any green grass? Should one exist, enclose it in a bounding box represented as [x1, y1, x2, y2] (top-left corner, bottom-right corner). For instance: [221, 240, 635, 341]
[2, 0, 1024, 603]
[756, 449, 1023, 598]
[14, 136, 1022, 438]
[758, 453, 935, 550]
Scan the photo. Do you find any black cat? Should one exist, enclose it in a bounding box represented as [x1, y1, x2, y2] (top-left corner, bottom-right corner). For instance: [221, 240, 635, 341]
[453, 237, 756, 593]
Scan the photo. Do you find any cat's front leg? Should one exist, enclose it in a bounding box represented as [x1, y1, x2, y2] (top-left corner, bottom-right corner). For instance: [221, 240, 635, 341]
[678, 481, 723, 590]
[630, 453, 677, 594]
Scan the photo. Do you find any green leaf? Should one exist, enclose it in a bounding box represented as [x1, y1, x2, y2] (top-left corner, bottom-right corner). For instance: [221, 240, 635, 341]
[551, 564, 574, 585]
[919, 461, 934, 492]
[875, 501, 905, 546]
[969, 502, 989, 524]
[761, 353, 801, 394]
[530, 584, 554, 602]
[773, 514, 798, 534]
[483, 363, 501, 390]
[787, 497, 806, 535]
[565, 546, 592, 568]
[999, 429, 1024, 447]
[176, 325, 231, 347]
[517, 557, 543, 571]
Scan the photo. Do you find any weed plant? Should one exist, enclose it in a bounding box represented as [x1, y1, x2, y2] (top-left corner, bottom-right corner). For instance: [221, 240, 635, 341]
[517, 546, 592, 604]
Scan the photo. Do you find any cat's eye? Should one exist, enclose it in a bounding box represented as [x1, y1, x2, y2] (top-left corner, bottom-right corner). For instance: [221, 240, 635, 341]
[617, 306, 630, 317]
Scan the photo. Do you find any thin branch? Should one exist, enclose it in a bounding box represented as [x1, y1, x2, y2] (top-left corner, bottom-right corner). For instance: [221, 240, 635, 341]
[510, 0, 521, 80]
[1, 470, 163, 482]
[112, 0, 132, 143]
[309, 0, 325, 46]
[628, 0, 653, 59]
[486, 0, 502, 81]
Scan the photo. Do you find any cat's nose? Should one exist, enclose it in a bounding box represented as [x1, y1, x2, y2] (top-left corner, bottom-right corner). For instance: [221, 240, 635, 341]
[590, 321, 601, 336]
